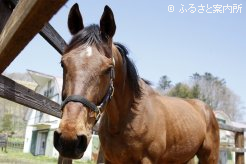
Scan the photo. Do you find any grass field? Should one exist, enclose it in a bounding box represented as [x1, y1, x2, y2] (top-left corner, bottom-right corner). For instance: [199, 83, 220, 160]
[0, 147, 236, 163]
[0, 148, 94, 164]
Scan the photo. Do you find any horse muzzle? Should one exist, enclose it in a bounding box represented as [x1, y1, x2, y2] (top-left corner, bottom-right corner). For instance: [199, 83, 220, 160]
[53, 131, 88, 159]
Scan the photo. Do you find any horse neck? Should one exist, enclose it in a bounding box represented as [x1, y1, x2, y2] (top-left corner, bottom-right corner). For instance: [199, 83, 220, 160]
[104, 49, 135, 134]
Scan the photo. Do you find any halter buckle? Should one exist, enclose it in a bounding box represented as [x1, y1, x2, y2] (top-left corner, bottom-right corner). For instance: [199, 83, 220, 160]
[110, 84, 115, 99]
[95, 107, 102, 121]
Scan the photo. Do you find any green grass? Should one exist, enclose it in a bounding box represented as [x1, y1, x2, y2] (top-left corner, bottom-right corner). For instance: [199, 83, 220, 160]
[0, 148, 94, 164]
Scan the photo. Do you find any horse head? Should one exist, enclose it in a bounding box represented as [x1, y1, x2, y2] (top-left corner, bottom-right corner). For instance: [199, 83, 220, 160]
[54, 3, 116, 159]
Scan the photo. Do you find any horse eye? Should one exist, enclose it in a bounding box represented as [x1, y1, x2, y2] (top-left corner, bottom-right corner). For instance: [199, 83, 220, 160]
[104, 67, 112, 75]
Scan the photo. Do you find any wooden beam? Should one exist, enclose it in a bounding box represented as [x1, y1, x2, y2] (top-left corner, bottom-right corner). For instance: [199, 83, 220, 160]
[0, 0, 13, 32]
[220, 147, 246, 153]
[58, 156, 72, 164]
[0, 0, 67, 73]
[219, 123, 245, 133]
[0, 0, 67, 55]
[97, 146, 105, 164]
[235, 132, 244, 164]
[40, 23, 67, 54]
[0, 74, 61, 118]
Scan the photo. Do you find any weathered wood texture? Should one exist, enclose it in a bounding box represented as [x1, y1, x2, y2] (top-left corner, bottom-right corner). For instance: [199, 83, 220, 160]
[40, 23, 67, 54]
[235, 132, 244, 164]
[219, 123, 245, 133]
[0, 0, 67, 73]
[0, 0, 66, 118]
[0, 0, 13, 32]
[0, 74, 61, 118]
[220, 147, 246, 153]
[58, 156, 72, 164]
[0, 0, 67, 55]
[97, 146, 105, 164]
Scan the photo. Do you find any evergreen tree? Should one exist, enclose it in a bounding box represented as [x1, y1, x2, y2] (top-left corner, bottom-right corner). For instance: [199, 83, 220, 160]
[158, 75, 172, 92]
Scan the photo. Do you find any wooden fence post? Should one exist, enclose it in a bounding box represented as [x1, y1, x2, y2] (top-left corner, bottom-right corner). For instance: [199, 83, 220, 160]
[97, 146, 104, 164]
[58, 156, 72, 164]
[235, 131, 244, 164]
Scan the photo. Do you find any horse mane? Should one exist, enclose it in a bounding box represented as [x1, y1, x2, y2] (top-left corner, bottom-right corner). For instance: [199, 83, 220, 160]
[141, 78, 152, 85]
[114, 42, 142, 99]
[65, 24, 142, 99]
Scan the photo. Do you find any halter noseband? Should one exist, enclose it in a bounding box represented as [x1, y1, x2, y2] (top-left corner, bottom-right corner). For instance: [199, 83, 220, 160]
[60, 58, 115, 122]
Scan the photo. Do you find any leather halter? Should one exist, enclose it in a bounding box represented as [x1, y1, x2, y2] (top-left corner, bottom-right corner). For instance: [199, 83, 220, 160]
[60, 58, 115, 122]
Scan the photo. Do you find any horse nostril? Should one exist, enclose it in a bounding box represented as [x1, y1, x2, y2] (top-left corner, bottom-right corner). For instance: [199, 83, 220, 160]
[77, 135, 87, 152]
[53, 131, 62, 151]
[53, 131, 88, 158]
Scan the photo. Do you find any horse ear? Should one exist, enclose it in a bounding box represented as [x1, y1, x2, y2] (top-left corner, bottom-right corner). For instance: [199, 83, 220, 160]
[68, 3, 84, 35]
[100, 5, 116, 38]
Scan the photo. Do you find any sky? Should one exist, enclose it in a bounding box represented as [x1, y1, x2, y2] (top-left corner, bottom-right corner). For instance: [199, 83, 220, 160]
[5, 0, 246, 118]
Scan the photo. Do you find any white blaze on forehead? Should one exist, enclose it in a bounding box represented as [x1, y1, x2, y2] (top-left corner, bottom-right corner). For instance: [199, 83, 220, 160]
[78, 46, 93, 57]
[85, 47, 93, 57]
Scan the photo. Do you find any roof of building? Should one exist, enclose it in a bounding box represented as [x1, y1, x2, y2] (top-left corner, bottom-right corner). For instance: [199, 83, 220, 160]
[27, 69, 63, 93]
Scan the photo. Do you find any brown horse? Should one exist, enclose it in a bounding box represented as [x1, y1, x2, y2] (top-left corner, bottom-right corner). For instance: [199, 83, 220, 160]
[54, 3, 220, 164]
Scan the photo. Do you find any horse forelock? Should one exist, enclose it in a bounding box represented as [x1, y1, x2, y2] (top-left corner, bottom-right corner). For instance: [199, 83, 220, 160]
[65, 24, 102, 53]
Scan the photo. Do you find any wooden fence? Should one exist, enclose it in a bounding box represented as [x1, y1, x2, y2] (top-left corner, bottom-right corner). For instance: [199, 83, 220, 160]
[7, 141, 24, 150]
[0, 133, 7, 152]
[219, 123, 245, 164]
[0, 0, 65, 117]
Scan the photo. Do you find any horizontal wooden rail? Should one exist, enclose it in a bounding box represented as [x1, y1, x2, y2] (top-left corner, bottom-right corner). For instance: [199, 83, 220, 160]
[0, 74, 61, 118]
[219, 123, 245, 133]
[220, 146, 246, 153]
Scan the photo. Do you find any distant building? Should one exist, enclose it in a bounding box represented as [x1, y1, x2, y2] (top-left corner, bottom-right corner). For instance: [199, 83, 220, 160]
[23, 70, 62, 157]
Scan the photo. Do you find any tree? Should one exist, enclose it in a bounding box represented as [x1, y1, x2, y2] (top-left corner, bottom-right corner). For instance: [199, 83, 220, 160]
[158, 75, 172, 93]
[190, 72, 240, 120]
[190, 84, 200, 99]
[168, 83, 200, 99]
[157, 72, 242, 121]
